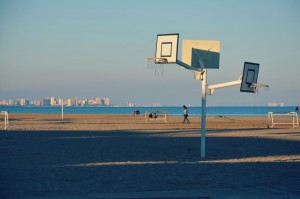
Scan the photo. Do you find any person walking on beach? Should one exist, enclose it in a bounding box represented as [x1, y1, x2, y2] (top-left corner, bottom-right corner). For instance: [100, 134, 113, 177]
[183, 105, 190, 123]
[296, 106, 299, 115]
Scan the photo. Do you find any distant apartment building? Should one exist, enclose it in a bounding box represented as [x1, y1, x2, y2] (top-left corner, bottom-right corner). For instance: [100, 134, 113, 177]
[74, 98, 80, 106]
[30, 99, 42, 106]
[268, 102, 285, 107]
[57, 98, 64, 106]
[43, 98, 51, 106]
[88, 99, 94, 106]
[9, 99, 15, 105]
[0, 99, 8, 105]
[94, 98, 101, 106]
[67, 99, 72, 107]
[50, 97, 56, 106]
[20, 98, 29, 106]
[80, 100, 86, 106]
[102, 98, 110, 106]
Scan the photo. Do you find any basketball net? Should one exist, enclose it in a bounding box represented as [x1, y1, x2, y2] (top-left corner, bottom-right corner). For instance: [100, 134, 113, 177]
[147, 57, 167, 76]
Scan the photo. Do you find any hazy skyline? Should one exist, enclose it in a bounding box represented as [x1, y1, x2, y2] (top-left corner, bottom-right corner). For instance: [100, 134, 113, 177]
[1, 0, 299, 106]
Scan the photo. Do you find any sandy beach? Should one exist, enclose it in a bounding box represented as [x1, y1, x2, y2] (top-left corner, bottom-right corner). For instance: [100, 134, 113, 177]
[1, 114, 300, 199]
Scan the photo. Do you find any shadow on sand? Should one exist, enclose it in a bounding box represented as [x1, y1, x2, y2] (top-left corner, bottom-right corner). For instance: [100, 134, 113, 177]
[1, 130, 300, 198]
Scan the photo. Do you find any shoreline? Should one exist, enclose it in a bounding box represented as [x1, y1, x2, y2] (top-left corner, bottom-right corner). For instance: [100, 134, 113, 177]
[1, 106, 298, 117]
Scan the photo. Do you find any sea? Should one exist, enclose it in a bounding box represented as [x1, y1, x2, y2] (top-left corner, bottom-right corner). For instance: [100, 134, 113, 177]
[0, 106, 297, 116]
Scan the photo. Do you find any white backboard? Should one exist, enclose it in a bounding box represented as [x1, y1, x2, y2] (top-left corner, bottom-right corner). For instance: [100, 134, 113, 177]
[155, 33, 179, 64]
[182, 40, 220, 69]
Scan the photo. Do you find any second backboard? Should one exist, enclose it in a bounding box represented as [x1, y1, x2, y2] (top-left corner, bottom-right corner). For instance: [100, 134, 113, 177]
[182, 40, 220, 70]
[240, 62, 260, 93]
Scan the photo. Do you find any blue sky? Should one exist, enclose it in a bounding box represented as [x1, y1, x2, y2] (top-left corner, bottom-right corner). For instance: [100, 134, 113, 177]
[0, 0, 299, 106]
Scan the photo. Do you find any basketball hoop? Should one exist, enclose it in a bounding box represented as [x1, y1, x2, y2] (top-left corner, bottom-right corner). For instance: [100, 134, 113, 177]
[251, 83, 269, 94]
[147, 57, 168, 64]
[147, 57, 168, 76]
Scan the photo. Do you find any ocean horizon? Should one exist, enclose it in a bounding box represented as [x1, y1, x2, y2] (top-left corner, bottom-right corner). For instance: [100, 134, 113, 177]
[0, 106, 297, 116]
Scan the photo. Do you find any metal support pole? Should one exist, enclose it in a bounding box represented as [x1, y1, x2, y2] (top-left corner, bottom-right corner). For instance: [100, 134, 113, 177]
[201, 69, 207, 158]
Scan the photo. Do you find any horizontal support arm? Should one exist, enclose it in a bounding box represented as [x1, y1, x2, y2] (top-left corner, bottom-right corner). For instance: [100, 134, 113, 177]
[208, 79, 242, 95]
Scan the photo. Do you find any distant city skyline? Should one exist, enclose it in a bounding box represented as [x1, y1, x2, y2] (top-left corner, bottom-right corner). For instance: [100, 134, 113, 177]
[0, 96, 287, 107]
[0, 0, 299, 106]
[0, 96, 110, 107]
